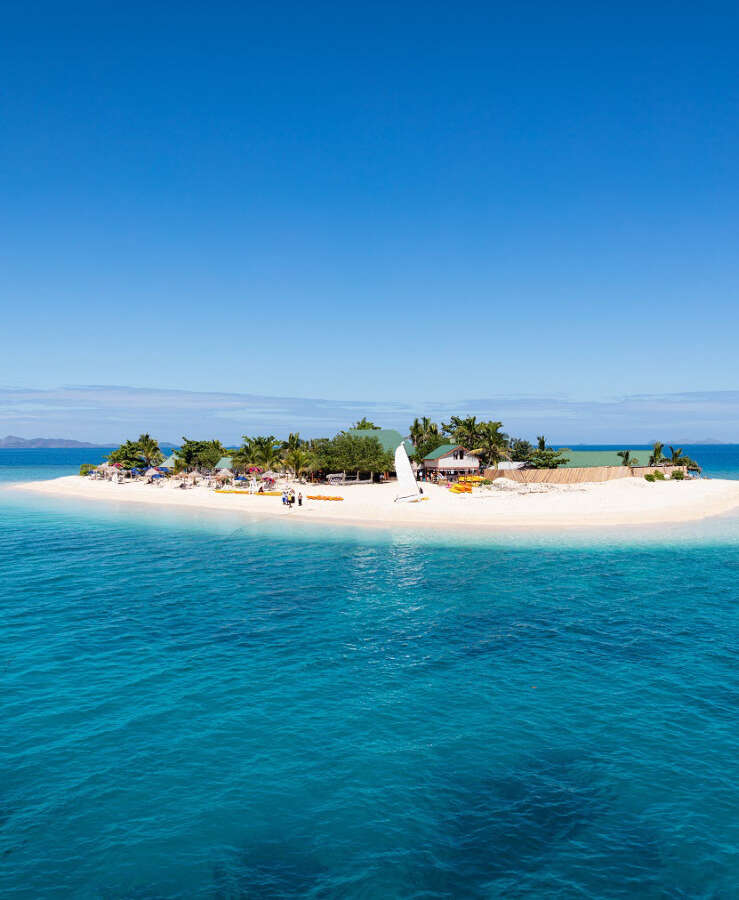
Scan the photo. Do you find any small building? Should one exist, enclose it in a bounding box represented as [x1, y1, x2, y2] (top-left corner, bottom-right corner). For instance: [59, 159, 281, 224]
[422, 444, 480, 478]
[214, 456, 233, 471]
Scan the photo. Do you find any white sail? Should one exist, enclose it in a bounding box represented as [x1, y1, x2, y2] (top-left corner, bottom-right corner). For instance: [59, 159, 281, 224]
[394, 443, 421, 502]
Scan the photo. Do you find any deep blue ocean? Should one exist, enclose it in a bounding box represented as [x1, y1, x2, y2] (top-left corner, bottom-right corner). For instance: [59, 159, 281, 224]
[1, 448, 738, 897]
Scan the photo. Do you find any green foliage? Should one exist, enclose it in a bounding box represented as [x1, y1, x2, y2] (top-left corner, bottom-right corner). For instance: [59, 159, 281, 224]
[649, 441, 664, 466]
[509, 438, 534, 462]
[352, 418, 380, 430]
[79, 463, 96, 476]
[644, 473, 656, 482]
[175, 437, 225, 472]
[653, 469, 666, 480]
[231, 435, 283, 472]
[412, 433, 447, 463]
[667, 446, 701, 472]
[284, 448, 315, 478]
[409, 417, 445, 462]
[472, 421, 510, 468]
[282, 432, 304, 452]
[439, 415, 510, 468]
[442, 415, 480, 449]
[617, 450, 639, 467]
[537, 435, 547, 451]
[315, 433, 392, 473]
[671, 469, 685, 480]
[108, 433, 164, 470]
[409, 417, 440, 448]
[528, 446, 570, 469]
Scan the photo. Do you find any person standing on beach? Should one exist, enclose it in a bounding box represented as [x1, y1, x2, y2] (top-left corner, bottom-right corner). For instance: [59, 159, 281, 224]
[298, 492, 303, 507]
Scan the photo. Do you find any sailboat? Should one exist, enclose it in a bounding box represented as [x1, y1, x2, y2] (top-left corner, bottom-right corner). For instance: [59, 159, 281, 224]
[394, 443, 424, 503]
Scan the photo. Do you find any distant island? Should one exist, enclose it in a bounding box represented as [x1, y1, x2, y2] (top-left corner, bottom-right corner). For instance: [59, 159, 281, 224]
[0, 435, 100, 449]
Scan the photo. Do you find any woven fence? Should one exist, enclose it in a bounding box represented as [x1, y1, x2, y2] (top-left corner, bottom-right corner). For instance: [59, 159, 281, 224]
[484, 465, 687, 485]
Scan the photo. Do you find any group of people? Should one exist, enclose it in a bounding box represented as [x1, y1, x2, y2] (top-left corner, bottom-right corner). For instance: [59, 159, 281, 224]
[282, 489, 303, 509]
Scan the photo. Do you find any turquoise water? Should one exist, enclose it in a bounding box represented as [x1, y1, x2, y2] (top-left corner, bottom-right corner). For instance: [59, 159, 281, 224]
[1, 450, 739, 896]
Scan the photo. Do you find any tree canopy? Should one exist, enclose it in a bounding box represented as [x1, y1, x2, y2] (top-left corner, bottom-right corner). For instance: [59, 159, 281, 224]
[352, 418, 380, 430]
[107, 433, 164, 469]
[315, 433, 392, 473]
[509, 438, 534, 462]
[527, 439, 570, 469]
[174, 438, 225, 472]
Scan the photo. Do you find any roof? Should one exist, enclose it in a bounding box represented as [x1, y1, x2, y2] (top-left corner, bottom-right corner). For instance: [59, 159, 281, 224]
[423, 444, 463, 460]
[557, 449, 650, 468]
[159, 454, 177, 468]
[215, 456, 233, 470]
[344, 428, 413, 455]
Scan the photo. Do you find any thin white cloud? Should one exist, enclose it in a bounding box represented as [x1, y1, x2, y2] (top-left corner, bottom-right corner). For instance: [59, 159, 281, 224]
[0, 385, 738, 444]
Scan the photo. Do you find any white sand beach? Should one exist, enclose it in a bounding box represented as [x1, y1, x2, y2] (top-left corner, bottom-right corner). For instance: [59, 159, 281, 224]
[13, 475, 739, 530]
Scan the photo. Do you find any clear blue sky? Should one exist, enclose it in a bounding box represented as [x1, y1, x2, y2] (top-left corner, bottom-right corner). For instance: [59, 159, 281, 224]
[2, 2, 738, 408]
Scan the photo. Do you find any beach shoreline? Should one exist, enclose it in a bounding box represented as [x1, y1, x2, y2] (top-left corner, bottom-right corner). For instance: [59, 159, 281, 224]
[11, 475, 739, 531]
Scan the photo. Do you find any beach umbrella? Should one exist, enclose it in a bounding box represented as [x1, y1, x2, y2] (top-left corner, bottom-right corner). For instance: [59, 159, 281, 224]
[215, 470, 231, 480]
[145, 467, 159, 477]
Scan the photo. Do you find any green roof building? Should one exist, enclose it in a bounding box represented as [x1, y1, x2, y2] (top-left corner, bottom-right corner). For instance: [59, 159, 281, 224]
[215, 456, 233, 470]
[344, 428, 413, 456]
[423, 443, 459, 460]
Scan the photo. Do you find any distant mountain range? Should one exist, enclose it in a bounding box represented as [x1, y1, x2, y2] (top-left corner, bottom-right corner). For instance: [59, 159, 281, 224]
[0, 435, 101, 448]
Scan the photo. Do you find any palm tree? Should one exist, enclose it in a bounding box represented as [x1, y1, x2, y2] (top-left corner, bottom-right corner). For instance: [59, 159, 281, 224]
[667, 445, 701, 473]
[255, 443, 282, 472]
[353, 417, 379, 430]
[283, 432, 303, 452]
[409, 416, 440, 448]
[649, 441, 664, 466]
[231, 446, 256, 473]
[617, 450, 639, 467]
[443, 415, 480, 450]
[537, 435, 547, 451]
[137, 433, 163, 467]
[471, 421, 510, 468]
[284, 448, 313, 480]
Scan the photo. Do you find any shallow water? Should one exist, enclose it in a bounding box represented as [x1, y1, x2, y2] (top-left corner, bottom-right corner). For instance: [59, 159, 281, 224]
[1, 450, 738, 896]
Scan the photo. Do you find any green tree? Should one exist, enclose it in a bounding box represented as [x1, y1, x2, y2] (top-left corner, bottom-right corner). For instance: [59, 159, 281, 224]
[107, 434, 163, 470]
[284, 448, 314, 479]
[411, 433, 447, 463]
[528, 448, 570, 469]
[470, 421, 510, 469]
[282, 432, 303, 452]
[667, 446, 701, 472]
[137, 433, 164, 467]
[175, 438, 225, 472]
[509, 438, 534, 462]
[107, 440, 144, 469]
[352, 418, 380, 430]
[617, 450, 639, 467]
[409, 417, 440, 448]
[255, 442, 283, 471]
[234, 435, 282, 471]
[442, 415, 480, 449]
[649, 441, 665, 466]
[315, 434, 392, 474]
[537, 435, 547, 451]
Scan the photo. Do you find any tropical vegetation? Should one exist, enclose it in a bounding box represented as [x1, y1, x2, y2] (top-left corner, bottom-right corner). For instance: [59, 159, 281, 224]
[174, 438, 225, 472]
[527, 438, 570, 469]
[102, 422, 701, 481]
[107, 433, 164, 469]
